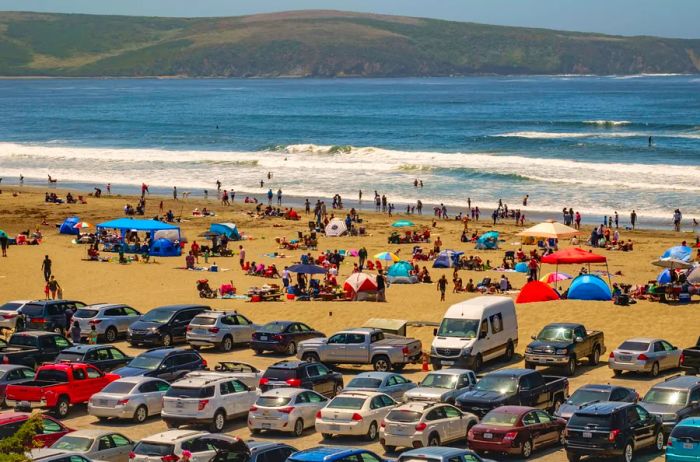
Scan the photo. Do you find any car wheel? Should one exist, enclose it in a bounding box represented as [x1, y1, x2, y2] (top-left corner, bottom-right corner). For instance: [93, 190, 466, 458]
[220, 336, 233, 352]
[566, 357, 577, 376]
[191, 345, 201, 351]
[55, 397, 70, 418]
[391, 363, 406, 372]
[164, 420, 177, 429]
[293, 418, 304, 437]
[431, 362, 442, 371]
[366, 421, 378, 441]
[162, 334, 172, 347]
[473, 354, 483, 372]
[427, 433, 440, 447]
[210, 410, 226, 433]
[253, 349, 263, 355]
[521, 439, 533, 459]
[558, 430, 566, 446]
[372, 355, 391, 372]
[621, 442, 633, 462]
[381, 444, 396, 453]
[333, 384, 343, 396]
[613, 369, 623, 377]
[566, 453, 581, 462]
[250, 428, 261, 435]
[286, 342, 297, 355]
[105, 327, 118, 343]
[504, 341, 515, 361]
[302, 352, 320, 363]
[653, 431, 664, 451]
[321, 433, 333, 439]
[133, 405, 148, 423]
[651, 362, 660, 377]
[524, 361, 536, 370]
[589, 347, 600, 366]
[52, 326, 63, 334]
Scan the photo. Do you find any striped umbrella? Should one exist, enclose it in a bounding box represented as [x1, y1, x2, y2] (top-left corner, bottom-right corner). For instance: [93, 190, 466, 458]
[72, 221, 93, 229]
[374, 251, 400, 262]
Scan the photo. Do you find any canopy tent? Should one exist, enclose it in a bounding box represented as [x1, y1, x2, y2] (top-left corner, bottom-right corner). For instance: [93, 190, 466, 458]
[688, 265, 700, 284]
[661, 245, 693, 262]
[59, 216, 80, 235]
[567, 274, 612, 301]
[343, 273, 378, 300]
[433, 250, 463, 268]
[325, 218, 347, 237]
[540, 247, 610, 287]
[475, 231, 499, 250]
[516, 281, 560, 304]
[209, 223, 241, 240]
[517, 220, 580, 239]
[387, 261, 418, 284]
[96, 218, 181, 256]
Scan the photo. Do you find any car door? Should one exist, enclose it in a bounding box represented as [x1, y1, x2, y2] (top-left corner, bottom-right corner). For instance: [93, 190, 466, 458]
[122, 307, 141, 333]
[304, 364, 328, 396]
[158, 355, 179, 382]
[94, 347, 116, 371]
[424, 406, 449, 441]
[185, 437, 217, 462]
[344, 333, 368, 363]
[521, 411, 546, 448]
[660, 340, 680, 370]
[107, 346, 130, 369]
[234, 315, 254, 344]
[107, 433, 134, 462]
[534, 410, 559, 446]
[443, 405, 467, 442]
[232, 379, 256, 415]
[392, 374, 414, 398]
[296, 323, 318, 342]
[85, 365, 108, 397]
[301, 391, 327, 423]
[324, 333, 347, 362]
[686, 387, 700, 419]
[171, 310, 197, 342]
[630, 405, 655, 448]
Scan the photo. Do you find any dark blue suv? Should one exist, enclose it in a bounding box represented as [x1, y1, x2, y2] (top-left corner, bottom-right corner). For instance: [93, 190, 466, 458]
[113, 347, 206, 382]
[127, 304, 208, 347]
[288, 447, 386, 462]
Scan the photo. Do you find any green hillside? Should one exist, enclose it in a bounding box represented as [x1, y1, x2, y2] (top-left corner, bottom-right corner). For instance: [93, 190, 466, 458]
[0, 10, 698, 77]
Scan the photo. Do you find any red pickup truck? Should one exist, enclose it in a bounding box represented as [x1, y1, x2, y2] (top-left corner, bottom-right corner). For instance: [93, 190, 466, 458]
[5, 362, 119, 418]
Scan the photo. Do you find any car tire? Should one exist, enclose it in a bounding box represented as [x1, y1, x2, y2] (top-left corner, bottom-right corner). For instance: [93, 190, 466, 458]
[524, 361, 536, 370]
[220, 336, 233, 352]
[253, 349, 263, 355]
[621, 442, 633, 462]
[613, 369, 623, 377]
[321, 433, 333, 439]
[566, 357, 577, 376]
[162, 334, 172, 347]
[366, 421, 378, 441]
[504, 341, 515, 362]
[164, 420, 177, 429]
[521, 439, 533, 459]
[54, 397, 70, 418]
[427, 433, 440, 447]
[105, 327, 118, 343]
[302, 353, 320, 363]
[431, 362, 442, 371]
[589, 346, 600, 366]
[286, 342, 297, 355]
[210, 410, 226, 433]
[333, 384, 343, 396]
[250, 428, 261, 435]
[653, 431, 664, 452]
[372, 355, 392, 372]
[381, 444, 396, 453]
[293, 418, 304, 437]
[391, 364, 406, 372]
[473, 354, 483, 372]
[133, 405, 148, 423]
[651, 362, 660, 377]
[566, 453, 581, 462]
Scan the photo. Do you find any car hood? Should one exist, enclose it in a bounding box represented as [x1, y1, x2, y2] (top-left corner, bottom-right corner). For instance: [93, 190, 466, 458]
[404, 387, 452, 400]
[639, 402, 682, 418]
[129, 320, 162, 330]
[113, 366, 149, 377]
[457, 389, 511, 405]
[555, 403, 582, 420]
[528, 340, 572, 350]
[432, 337, 475, 349]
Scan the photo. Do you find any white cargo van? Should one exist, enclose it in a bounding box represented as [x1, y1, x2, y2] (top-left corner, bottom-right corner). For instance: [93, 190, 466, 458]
[430, 296, 518, 371]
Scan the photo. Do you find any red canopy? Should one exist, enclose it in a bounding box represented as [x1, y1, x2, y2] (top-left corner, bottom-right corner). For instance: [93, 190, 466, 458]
[516, 281, 560, 304]
[540, 247, 607, 265]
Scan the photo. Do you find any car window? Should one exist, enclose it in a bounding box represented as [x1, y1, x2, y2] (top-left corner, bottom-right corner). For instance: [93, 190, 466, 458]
[479, 319, 489, 337]
[155, 380, 171, 392]
[522, 411, 539, 425]
[220, 381, 234, 395]
[86, 367, 102, 379]
[653, 342, 664, 353]
[42, 418, 63, 434]
[99, 436, 115, 450]
[176, 354, 197, 366]
[109, 348, 126, 360]
[380, 395, 396, 407]
[97, 349, 111, 361]
[489, 313, 503, 334]
[232, 380, 247, 392]
[635, 405, 651, 421]
[162, 357, 178, 368]
[370, 396, 383, 409]
[0, 421, 22, 438]
[220, 316, 234, 326]
[574, 326, 587, 339]
[306, 391, 325, 403]
[47, 304, 63, 316]
[73, 368, 86, 380]
[463, 456, 480, 462]
[535, 410, 552, 423]
[122, 307, 138, 316]
[522, 373, 544, 389]
[54, 336, 70, 348]
[298, 324, 312, 332]
[346, 334, 365, 344]
[443, 406, 461, 418]
[358, 453, 381, 462]
[328, 334, 346, 344]
[394, 375, 408, 384]
[661, 341, 674, 351]
[276, 448, 294, 461]
[426, 407, 447, 420]
[111, 434, 131, 447]
[316, 364, 330, 376]
[306, 365, 320, 377]
[6, 369, 25, 381]
[235, 315, 250, 325]
[139, 381, 158, 393]
[386, 376, 398, 386]
[610, 388, 629, 401]
[626, 407, 641, 424]
[174, 311, 196, 323]
[68, 456, 90, 462]
[105, 308, 124, 317]
[448, 458, 461, 462]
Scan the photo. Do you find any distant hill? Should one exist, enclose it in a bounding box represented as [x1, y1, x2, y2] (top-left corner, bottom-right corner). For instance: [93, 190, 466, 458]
[0, 10, 699, 77]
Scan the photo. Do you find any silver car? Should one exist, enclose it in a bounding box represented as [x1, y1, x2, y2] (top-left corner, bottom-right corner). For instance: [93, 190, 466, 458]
[248, 387, 328, 436]
[32, 452, 93, 462]
[404, 369, 477, 404]
[0, 300, 30, 330]
[31, 430, 134, 462]
[344, 372, 416, 401]
[88, 376, 170, 423]
[609, 337, 682, 377]
[73, 304, 141, 343]
[186, 311, 257, 352]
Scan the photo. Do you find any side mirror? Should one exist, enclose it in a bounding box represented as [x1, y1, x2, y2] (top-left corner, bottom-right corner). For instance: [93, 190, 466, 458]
[575, 337, 583, 343]
[672, 346, 678, 350]
[433, 328, 438, 336]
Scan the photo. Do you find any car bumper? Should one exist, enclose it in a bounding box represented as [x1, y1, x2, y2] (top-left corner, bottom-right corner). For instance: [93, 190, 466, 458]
[430, 354, 475, 369]
[666, 452, 700, 462]
[380, 432, 426, 449]
[251, 341, 286, 352]
[608, 361, 653, 372]
[524, 353, 570, 365]
[186, 335, 223, 346]
[0, 318, 18, 329]
[565, 443, 620, 457]
[87, 403, 135, 419]
[127, 332, 162, 345]
[248, 415, 292, 432]
[468, 440, 519, 454]
[162, 412, 214, 425]
[5, 399, 46, 409]
[315, 419, 367, 436]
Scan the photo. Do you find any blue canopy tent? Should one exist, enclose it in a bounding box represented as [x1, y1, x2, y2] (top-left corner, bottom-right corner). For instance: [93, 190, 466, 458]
[475, 231, 499, 250]
[433, 250, 463, 268]
[387, 261, 418, 284]
[59, 216, 80, 235]
[96, 218, 182, 257]
[209, 223, 241, 240]
[567, 274, 612, 301]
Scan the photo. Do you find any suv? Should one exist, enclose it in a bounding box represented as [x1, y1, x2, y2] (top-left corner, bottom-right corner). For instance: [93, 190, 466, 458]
[127, 305, 209, 347]
[19, 300, 86, 333]
[186, 311, 257, 352]
[564, 402, 664, 462]
[72, 304, 141, 343]
[113, 347, 206, 382]
[259, 361, 343, 398]
[247, 442, 298, 462]
[162, 375, 257, 432]
[55, 344, 132, 372]
[131, 430, 239, 462]
[640, 375, 700, 433]
[0, 300, 31, 331]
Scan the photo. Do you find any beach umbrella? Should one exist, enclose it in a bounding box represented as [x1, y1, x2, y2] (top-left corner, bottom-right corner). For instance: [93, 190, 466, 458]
[72, 221, 93, 229]
[287, 264, 327, 275]
[392, 220, 415, 228]
[343, 273, 378, 294]
[688, 266, 700, 284]
[374, 251, 400, 262]
[540, 272, 572, 284]
[660, 245, 692, 262]
[651, 258, 693, 270]
[0, 230, 7, 239]
[346, 249, 359, 257]
[517, 220, 580, 239]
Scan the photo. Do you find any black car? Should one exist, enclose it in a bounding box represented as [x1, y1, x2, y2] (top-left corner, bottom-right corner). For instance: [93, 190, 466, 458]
[259, 360, 343, 398]
[127, 304, 209, 347]
[19, 300, 86, 333]
[113, 347, 206, 382]
[55, 344, 132, 372]
[251, 321, 324, 355]
[565, 401, 664, 462]
[0, 331, 73, 368]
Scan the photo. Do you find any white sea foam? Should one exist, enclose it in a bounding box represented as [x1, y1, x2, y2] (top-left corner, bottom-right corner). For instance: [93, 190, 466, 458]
[583, 120, 632, 126]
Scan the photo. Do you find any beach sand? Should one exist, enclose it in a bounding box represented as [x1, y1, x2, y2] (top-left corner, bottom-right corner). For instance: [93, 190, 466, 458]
[1, 186, 698, 462]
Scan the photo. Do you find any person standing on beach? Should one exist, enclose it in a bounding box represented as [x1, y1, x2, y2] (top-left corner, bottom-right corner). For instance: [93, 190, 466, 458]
[277, 188, 282, 205]
[173, 186, 178, 200]
[47, 276, 60, 300]
[106, 183, 111, 195]
[437, 275, 448, 302]
[260, 180, 264, 188]
[630, 210, 637, 229]
[467, 197, 471, 210]
[417, 200, 423, 215]
[523, 194, 529, 206]
[267, 189, 273, 205]
[376, 270, 386, 302]
[648, 136, 654, 147]
[0, 232, 8, 257]
[141, 183, 149, 196]
[19, 174, 24, 185]
[614, 212, 619, 229]
[41, 255, 52, 282]
[304, 199, 310, 214]
[239, 245, 246, 269]
[216, 180, 221, 193]
[528, 257, 539, 281]
[358, 247, 367, 271]
[358, 190, 362, 204]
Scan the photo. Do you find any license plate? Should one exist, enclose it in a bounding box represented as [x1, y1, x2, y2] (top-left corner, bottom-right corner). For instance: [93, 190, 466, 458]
[260, 335, 268, 341]
[262, 423, 271, 429]
[684, 443, 695, 449]
[100, 399, 108, 406]
[329, 425, 340, 431]
[442, 361, 454, 366]
[583, 432, 592, 438]
[620, 355, 632, 361]
[483, 433, 493, 439]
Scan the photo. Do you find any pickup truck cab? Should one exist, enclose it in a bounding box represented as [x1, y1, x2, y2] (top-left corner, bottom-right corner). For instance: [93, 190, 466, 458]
[525, 323, 605, 376]
[5, 362, 119, 417]
[297, 328, 422, 372]
[455, 368, 569, 418]
[681, 336, 700, 375]
[0, 331, 72, 368]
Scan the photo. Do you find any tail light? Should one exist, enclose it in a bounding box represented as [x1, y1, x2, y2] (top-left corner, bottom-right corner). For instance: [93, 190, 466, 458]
[609, 352, 614, 359]
[201, 358, 207, 368]
[286, 378, 302, 387]
[637, 354, 649, 361]
[161, 456, 178, 462]
[272, 334, 284, 341]
[259, 378, 269, 386]
[667, 438, 673, 447]
[117, 399, 129, 406]
[680, 353, 685, 365]
[402, 346, 410, 356]
[31, 318, 46, 323]
[129, 452, 135, 459]
[380, 421, 386, 428]
[468, 428, 474, 439]
[608, 429, 621, 442]
[316, 411, 322, 419]
[198, 399, 209, 411]
[208, 327, 220, 333]
[415, 422, 427, 431]
[504, 431, 518, 440]
[351, 413, 363, 421]
[2, 356, 8, 364]
[278, 407, 295, 414]
[2, 313, 17, 319]
[186, 326, 193, 332]
[89, 320, 102, 325]
[249, 405, 258, 412]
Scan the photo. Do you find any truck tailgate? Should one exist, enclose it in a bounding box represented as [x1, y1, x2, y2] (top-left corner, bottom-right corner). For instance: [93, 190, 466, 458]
[5, 383, 53, 402]
[378, 338, 422, 356]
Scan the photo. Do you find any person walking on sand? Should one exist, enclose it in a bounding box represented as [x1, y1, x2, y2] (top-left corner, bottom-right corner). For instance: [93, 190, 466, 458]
[376, 270, 386, 302]
[528, 257, 539, 281]
[437, 275, 448, 302]
[47, 276, 60, 300]
[238, 245, 246, 269]
[0, 231, 8, 257]
[41, 255, 52, 282]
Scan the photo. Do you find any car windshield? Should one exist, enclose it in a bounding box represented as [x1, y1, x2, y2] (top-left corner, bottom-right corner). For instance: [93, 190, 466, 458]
[52, 436, 93, 452]
[347, 378, 382, 389]
[399, 458, 441, 462]
[618, 341, 649, 351]
[475, 376, 517, 394]
[259, 322, 287, 333]
[36, 370, 68, 382]
[134, 442, 174, 457]
[190, 316, 216, 326]
[481, 410, 519, 426]
[328, 397, 365, 410]
[568, 389, 610, 405]
[263, 368, 296, 381]
[537, 326, 574, 342]
[436, 318, 479, 338]
[166, 386, 215, 399]
[56, 352, 84, 362]
[643, 389, 688, 406]
[128, 355, 162, 370]
[73, 309, 98, 319]
[256, 396, 291, 407]
[101, 381, 137, 394]
[386, 410, 422, 422]
[671, 425, 700, 441]
[420, 373, 458, 389]
[0, 302, 23, 312]
[140, 310, 174, 323]
[20, 304, 44, 317]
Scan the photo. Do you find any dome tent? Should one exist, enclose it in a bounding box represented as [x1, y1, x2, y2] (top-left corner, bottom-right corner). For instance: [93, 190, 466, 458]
[567, 274, 612, 301]
[151, 238, 180, 257]
[387, 261, 418, 284]
[59, 216, 80, 235]
[433, 250, 463, 268]
[514, 262, 529, 273]
[657, 269, 673, 284]
[209, 223, 241, 240]
[475, 231, 499, 250]
[516, 280, 560, 304]
[343, 273, 378, 301]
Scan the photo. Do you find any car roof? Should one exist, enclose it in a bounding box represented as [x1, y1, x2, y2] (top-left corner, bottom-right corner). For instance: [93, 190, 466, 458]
[270, 361, 307, 369]
[1, 300, 31, 305]
[261, 321, 294, 326]
[400, 447, 475, 458]
[10, 331, 60, 338]
[82, 303, 129, 310]
[487, 405, 534, 415]
[61, 345, 108, 353]
[260, 387, 306, 398]
[393, 401, 441, 412]
[110, 376, 165, 385]
[65, 429, 122, 438]
[575, 401, 632, 415]
[290, 446, 368, 462]
[428, 368, 472, 376]
[488, 368, 532, 377]
[172, 375, 231, 388]
[653, 375, 700, 390]
[676, 417, 700, 428]
[24, 300, 82, 306]
[142, 348, 187, 358]
[334, 391, 386, 399]
[620, 338, 658, 343]
[543, 323, 582, 329]
[576, 384, 617, 392]
[151, 305, 208, 311]
[142, 430, 207, 442]
[248, 442, 295, 452]
[354, 372, 396, 379]
[0, 364, 32, 372]
[34, 451, 85, 462]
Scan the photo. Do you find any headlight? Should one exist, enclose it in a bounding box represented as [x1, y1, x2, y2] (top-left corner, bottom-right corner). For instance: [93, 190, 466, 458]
[556, 349, 568, 355]
[525, 347, 533, 354]
[430, 346, 436, 354]
[148, 327, 158, 333]
[663, 414, 678, 422]
[462, 347, 472, 355]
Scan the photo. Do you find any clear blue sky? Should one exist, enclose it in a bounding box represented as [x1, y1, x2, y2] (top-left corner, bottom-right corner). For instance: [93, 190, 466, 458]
[1, 0, 698, 39]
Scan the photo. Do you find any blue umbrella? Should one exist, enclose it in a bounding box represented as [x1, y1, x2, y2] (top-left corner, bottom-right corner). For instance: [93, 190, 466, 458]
[287, 264, 327, 275]
[660, 245, 692, 262]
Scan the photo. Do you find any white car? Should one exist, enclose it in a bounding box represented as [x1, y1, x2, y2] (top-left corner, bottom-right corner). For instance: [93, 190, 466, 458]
[162, 375, 258, 432]
[131, 430, 237, 462]
[31, 430, 134, 462]
[248, 387, 327, 436]
[185, 361, 263, 390]
[186, 311, 257, 352]
[316, 391, 398, 441]
[0, 300, 30, 330]
[379, 402, 478, 452]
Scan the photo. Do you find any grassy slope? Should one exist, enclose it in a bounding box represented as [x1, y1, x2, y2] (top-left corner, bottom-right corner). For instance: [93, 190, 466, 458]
[0, 10, 698, 77]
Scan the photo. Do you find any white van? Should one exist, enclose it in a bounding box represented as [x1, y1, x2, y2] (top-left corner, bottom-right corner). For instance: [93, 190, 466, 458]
[430, 296, 518, 371]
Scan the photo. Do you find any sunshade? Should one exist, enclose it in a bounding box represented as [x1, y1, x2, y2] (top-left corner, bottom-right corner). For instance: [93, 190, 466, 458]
[540, 272, 572, 283]
[541, 247, 607, 265]
[72, 221, 93, 229]
[517, 220, 580, 239]
[651, 258, 693, 270]
[343, 273, 378, 294]
[660, 245, 692, 262]
[0, 230, 7, 239]
[287, 264, 327, 275]
[374, 251, 400, 262]
[391, 220, 415, 227]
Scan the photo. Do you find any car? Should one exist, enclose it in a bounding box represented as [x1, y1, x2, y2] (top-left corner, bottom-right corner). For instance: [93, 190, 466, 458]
[0, 364, 36, 407]
[0, 331, 72, 368]
[247, 442, 298, 462]
[251, 321, 325, 356]
[131, 430, 238, 462]
[162, 374, 257, 432]
[609, 337, 682, 377]
[72, 303, 141, 343]
[186, 361, 263, 390]
[467, 406, 566, 458]
[681, 336, 700, 375]
[0, 411, 73, 447]
[31, 430, 134, 462]
[564, 401, 664, 462]
[127, 305, 209, 347]
[31, 452, 93, 462]
[379, 401, 478, 452]
[288, 447, 386, 462]
[344, 372, 416, 401]
[640, 375, 700, 433]
[18, 300, 86, 333]
[88, 376, 170, 423]
[0, 300, 30, 331]
[249, 387, 328, 436]
[259, 360, 343, 398]
[555, 384, 638, 420]
[525, 323, 606, 376]
[113, 347, 206, 382]
[397, 447, 495, 462]
[55, 344, 132, 372]
[403, 369, 477, 404]
[315, 391, 398, 441]
[666, 417, 700, 461]
[186, 311, 257, 352]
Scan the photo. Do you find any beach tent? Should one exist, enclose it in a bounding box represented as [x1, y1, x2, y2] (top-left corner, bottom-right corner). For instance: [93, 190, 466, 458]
[657, 269, 673, 284]
[517, 220, 580, 239]
[59, 217, 81, 235]
[433, 250, 463, 268]
[688, 265, 700, 284]
[475, 231, 499, 250]
[514, 262, 529, 273]
[209, 223, 241, 240]
[96, 218, 181, 256]
[567, 274, 612, 301]
[516, 281, 560, 304]
[344, 273, 378, 300]
[660, 245, 693, 262]
[325, 218, 347, 237]
[151, 238, 180, 257]
[387, 261, 418, 284]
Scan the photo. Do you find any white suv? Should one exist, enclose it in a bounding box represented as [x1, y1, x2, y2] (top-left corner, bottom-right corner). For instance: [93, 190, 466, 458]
[162, 375, 258, 432]
[131, 430, 238, 462]
[186, 311, 257, 352]
[316, 391, 398, 441]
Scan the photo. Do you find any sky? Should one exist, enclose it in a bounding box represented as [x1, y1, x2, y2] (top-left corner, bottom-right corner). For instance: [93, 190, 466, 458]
[0, 0, 698, 39]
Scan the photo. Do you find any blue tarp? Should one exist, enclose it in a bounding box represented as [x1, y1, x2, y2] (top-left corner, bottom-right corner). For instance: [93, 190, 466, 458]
[59, 216, 80, 235]
[661, 246, 692, 262]
[475, 231, 499, 250]
[433, 250, 463, 268]
[567, 274, 612, 301]
[209, 223, 241, 240]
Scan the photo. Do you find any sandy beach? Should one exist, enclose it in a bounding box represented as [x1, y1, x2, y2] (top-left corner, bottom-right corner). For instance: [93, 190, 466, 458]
[1, 185, 699, 462]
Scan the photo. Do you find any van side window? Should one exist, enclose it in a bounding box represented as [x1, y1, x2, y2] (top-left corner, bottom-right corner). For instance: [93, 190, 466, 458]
[479, 319, 489, 338]
[489, 313, 503, 334]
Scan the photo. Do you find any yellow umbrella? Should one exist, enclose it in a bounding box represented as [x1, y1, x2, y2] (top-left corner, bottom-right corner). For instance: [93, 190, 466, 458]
[517, 220, 580, 239]
[374, 251, 400, 262]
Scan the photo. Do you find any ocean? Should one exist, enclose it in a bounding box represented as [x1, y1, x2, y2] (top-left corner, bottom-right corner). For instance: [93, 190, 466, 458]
[0, 75, 699, 227]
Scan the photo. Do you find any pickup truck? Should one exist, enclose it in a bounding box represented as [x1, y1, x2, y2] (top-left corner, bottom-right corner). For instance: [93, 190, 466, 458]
[455, 368, 569, 418]
[524, 323, 605, 376]
[5, 362, 119, 418]
[0, 331, 72, 368]
[297, 328, 423, 372]
[681, 336, 700, 375]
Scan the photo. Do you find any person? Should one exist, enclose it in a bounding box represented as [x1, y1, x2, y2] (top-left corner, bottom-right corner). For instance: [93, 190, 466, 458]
[0, 232, 8, 257]
[277, 188, 282, 205]
[437, 275, 448, 302]
[528, 258, 539, 281]
[238, 245, 246, 269]
[267, 188, 273, 205]
[282, 266, 290, 288]
[648, 136, 653, 147]
[47, 276, 60, 300]
[358, 247, 368, 271]
[88, 325, 98, 345]
[499, 275, 509, 293]
[173, 186, 178, 200]
[376, 270, 386, 302]
[179, 450, 192, 462]
[70, 321, 81, 344]
[41, 255, 52, 282]
[523, 194, 529, 206]
[630, 210, 637, 230]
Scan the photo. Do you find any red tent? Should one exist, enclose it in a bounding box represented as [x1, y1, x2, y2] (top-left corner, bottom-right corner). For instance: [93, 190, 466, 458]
[516, 281, 560, 304]
[541, 247, 607, 264]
